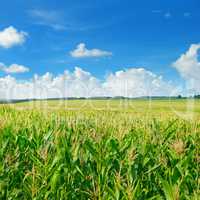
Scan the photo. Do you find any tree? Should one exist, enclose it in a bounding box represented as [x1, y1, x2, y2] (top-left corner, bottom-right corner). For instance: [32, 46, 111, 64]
[177, 95, 182, 99]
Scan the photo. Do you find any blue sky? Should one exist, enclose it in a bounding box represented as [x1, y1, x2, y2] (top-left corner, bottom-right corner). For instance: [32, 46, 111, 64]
[0, 0, 200, 98]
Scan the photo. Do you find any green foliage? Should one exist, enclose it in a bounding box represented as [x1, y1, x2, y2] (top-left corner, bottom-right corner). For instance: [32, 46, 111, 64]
[0, 100, 199, 199]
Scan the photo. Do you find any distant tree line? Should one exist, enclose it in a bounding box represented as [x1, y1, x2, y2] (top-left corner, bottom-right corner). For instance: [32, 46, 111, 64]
[194, 95, 200, 99]
[177, 95, 200, 99]
[0, 95, 200, 104]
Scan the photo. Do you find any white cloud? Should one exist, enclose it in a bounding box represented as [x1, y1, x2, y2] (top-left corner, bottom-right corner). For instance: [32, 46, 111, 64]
[0, 26, 27, 48]
[0, 67, 176, 100]
[173, 44, 200, 92]
[70, 43, 112, 58]
[103, 68, 175, 97]
[0, 63, 29, 73]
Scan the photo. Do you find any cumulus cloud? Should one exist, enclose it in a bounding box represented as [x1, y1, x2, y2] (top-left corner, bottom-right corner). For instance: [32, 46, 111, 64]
[103, 68, 175, 97]
[0, 63, 29, 74]
[0, 26, 27, 48]
[70, 43, 112, 58]
[0, 67, 176, 100]
[173, 44, 200, 92]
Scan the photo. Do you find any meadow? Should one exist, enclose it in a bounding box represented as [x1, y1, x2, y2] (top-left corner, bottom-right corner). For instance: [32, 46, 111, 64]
[0, 99, 199, 199]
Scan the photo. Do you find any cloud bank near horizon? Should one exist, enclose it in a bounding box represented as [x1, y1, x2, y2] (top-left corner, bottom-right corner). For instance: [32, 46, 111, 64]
[0, 67, 177, 100]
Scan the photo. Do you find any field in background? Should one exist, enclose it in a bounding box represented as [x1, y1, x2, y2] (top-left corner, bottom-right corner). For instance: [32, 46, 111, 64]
[0, 100, 199, 199]
[9, 99, 200, 117]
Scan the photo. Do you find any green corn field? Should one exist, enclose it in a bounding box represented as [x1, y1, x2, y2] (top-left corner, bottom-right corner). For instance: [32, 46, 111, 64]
[0, 99, 199, 199]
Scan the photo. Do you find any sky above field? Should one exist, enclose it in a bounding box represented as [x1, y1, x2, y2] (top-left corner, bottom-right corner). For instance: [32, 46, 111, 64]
[0, 0, 200, 99]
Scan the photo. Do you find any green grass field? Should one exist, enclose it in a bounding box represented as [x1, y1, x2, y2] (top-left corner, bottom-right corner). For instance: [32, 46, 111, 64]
[0, 99, 199, 199]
